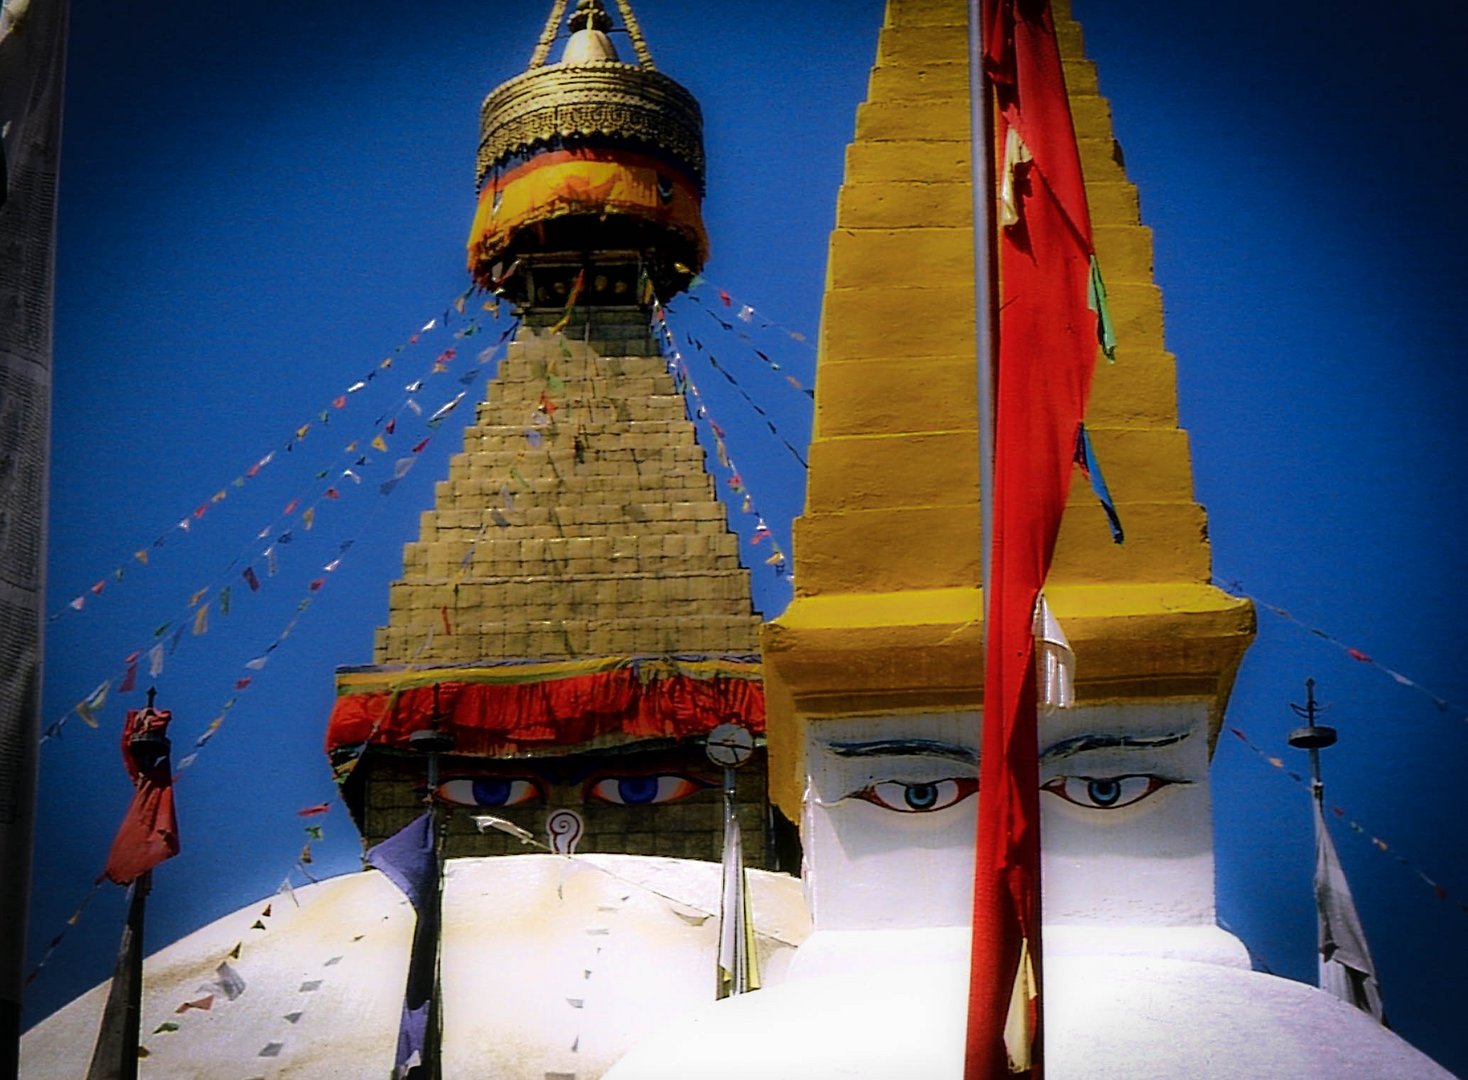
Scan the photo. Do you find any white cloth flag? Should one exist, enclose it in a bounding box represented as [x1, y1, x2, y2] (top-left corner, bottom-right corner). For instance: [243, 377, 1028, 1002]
[1314, 801, 1385, 1021]
[1033, 593, 1074, 710]
[717, 804, 759, 998]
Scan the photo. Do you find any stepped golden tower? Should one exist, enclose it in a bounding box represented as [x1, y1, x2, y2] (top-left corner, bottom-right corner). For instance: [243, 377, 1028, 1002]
[326, 0, 770, 864]
[761, 0, 1256, 818]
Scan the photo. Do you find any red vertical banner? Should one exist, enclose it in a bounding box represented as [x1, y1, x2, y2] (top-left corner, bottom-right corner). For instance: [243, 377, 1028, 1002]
[967, 1, 1100, 1076]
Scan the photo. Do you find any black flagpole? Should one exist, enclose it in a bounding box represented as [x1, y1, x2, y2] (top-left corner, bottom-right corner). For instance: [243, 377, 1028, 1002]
[83, 873, 149, 1080]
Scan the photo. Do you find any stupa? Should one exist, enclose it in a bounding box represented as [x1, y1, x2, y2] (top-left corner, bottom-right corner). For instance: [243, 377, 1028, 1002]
[605, 1, 1453, 1076]
[21, 3, 807, 1077]
[19, 2, 1457, 1078]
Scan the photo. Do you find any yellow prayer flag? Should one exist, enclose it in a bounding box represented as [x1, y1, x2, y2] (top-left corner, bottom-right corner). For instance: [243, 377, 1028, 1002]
[193, 603, 209, 635]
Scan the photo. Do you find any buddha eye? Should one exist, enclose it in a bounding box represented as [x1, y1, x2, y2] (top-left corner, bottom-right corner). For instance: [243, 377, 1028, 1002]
[586, 775, 707, 806]
[1040, 774, 1171, 810]
[853, 778, 978, 814]
[436, 777, 542, 808]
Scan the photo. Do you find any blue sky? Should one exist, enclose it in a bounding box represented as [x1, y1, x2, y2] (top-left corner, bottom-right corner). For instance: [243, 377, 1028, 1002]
[32, 0, 1468, 1073]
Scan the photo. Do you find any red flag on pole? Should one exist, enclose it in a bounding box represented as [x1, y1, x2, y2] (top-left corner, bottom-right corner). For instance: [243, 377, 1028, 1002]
[967, 1, 1102, 1076]
[103, 706, 180, 885]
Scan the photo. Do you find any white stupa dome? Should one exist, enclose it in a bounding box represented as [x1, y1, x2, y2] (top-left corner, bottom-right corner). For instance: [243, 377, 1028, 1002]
[20, 855, 809, 1079]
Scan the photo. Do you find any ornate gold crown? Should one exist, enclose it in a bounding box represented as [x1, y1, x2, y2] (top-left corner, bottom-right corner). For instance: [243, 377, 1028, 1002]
[475, 0, 704, 193]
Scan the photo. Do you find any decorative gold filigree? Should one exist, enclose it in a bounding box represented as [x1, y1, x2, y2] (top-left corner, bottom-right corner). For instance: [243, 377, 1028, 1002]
[477, 63, 704, 191]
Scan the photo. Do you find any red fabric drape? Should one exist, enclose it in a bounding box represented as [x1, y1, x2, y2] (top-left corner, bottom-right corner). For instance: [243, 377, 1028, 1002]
[967, 2, 1098, 1077]
[327, 671, 765, 757]
[103, 707, 180, 885]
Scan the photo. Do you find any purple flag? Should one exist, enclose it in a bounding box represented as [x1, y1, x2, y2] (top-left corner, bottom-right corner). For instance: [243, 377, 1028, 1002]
[367, 813, 438, 1077]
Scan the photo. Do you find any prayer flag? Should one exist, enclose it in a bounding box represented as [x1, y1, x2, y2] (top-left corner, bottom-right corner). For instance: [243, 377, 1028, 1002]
[1073, 424, 1124, 543]
[243, 566, 260, 592]
[967, 3, 1105, 1076]
[192, 603, 209, 636]
[716, 802, 760, 998]
[367, 813, 441, 1078]
[103, 706, 180, 884]
[428, 393, 465, 425]
[1314, 802, 1385, 1020]
[75, 681, 110, 728]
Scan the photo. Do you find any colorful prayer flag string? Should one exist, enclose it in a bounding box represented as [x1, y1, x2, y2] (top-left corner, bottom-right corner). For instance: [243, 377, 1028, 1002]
[677, 329, 808, 469]
[650, 299, 791, 582]
[672, 298, 816, 401]
[1224, 579, 1467, 720]
[1226, 724, 1468, 919]
[41, 319, 519, 745]
[22, 879, 103, 989]
[671, 264, 816, 353]
[45, 287, 491, 626]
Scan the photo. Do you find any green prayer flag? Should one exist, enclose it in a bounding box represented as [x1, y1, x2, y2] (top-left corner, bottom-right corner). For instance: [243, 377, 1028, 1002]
[1088, 255, 1117, 362]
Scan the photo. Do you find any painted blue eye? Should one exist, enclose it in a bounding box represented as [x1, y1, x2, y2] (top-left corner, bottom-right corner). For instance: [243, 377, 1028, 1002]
[854, 778, 978, 814]
[436, 778, 541, 808]
[1041, 774, 1170, 810]
[587, 775, 706, 806]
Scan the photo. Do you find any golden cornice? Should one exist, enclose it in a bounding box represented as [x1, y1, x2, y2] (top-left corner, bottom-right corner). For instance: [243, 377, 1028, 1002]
[477, 62, 705, 191]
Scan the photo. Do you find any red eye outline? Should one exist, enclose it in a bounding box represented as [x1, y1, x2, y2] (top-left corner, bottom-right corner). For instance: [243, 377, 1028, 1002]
[584, 774, 710, 806]
[852, 778, 978, 814]
[435, 777, 543, 808]
[1040, 774, 1172, 810]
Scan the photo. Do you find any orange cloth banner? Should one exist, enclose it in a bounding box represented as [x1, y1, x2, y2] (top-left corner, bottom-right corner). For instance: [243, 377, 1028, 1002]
[468, 148, 708, 275]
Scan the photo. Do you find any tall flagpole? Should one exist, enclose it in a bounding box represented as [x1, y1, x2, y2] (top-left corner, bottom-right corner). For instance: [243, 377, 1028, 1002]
[969, 0, 997, 624]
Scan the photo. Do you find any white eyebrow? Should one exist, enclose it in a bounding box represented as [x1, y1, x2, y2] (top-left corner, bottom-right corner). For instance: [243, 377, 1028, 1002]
[1039, 731, 1189, 764]
[822, 739, 977, 765]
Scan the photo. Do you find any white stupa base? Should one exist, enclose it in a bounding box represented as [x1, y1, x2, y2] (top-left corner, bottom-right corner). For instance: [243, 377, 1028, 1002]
[604, 948, 1454, 1080]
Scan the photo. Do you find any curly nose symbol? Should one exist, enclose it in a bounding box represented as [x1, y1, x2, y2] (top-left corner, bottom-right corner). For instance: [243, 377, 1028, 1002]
[547, 809, 584, 856]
